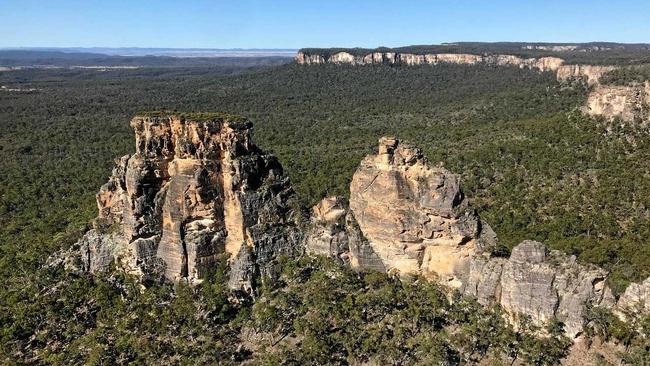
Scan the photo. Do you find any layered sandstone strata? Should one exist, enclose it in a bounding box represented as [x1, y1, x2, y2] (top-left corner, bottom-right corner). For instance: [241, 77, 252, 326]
[465, 241, 615, 338]
[76, 113, 301, 291]
[556, 64, 617, 86]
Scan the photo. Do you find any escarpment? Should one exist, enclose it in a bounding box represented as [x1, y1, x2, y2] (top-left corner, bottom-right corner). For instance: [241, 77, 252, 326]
[297, 48, 650, 124]
[296, 49, 565, 72]
[76, 113, 301, 292]
[295, 50, 617, 84]
[305, 137, 650, 338]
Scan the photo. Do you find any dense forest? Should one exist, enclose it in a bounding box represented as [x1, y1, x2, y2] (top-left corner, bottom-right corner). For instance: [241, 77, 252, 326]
[1, 59, 649, 363]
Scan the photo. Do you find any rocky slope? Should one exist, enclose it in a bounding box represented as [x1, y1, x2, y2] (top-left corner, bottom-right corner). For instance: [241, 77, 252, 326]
[74, 113, 301, 292]
[305, 137, 650, 338]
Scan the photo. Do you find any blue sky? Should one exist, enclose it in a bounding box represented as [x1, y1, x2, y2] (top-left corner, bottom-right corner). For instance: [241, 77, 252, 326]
[1, 0, 648, 48]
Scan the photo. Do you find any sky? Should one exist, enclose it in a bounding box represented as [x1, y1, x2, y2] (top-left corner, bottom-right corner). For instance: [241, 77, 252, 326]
[1, 0, 649, 49]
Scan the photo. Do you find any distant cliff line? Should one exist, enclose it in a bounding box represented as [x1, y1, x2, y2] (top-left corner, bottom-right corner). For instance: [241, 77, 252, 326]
[296, 50, 618, 86]
[297, 50, 650, 125]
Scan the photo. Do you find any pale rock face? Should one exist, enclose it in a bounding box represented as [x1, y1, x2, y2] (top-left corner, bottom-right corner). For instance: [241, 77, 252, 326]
[617, 278, 650, 315]
[531, 57, 565, 72]
[497, 241, 613, 338]
[300, 137, 650, 339]
[348, 137, 484, 286]
[294, 52, 325, 65]
[489, 54, 526, 67]
[295, 50, 568, 74]
[462, 241, 615, 338]
[436, 53, 483, 65]
[304, 196, 349, 259]
[463, 254, 506, 305]
[77, 114, 301, 291]
[329, 52, 357, 64]
[585, 84, 650, 123]
[398, 53, 427, 66]
[556, 64, 617, 85]
[500, 242, 559, 327]
[295, 51, 623, 88]
[304, 196, 385, 271]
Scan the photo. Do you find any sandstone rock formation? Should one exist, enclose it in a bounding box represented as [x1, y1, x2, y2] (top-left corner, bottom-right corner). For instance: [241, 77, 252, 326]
[304, 196, 386, 272]
[305, 137, 496, 287]
[76, 113, 301, 292]
[585, 82, 650, 124]
[295, 50, 625, 87]
[295, 50, 567, 74]
[617, 277, 650, 316]
[305, 137, 649, 338]
[556, 64, 617, 86]
[346, 137, 495, 288]
[466, 240, 615, 338]
[74, 116, 650, 339]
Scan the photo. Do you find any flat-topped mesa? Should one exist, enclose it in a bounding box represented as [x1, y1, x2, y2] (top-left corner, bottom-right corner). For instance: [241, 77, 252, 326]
[78, 113, 301, 291]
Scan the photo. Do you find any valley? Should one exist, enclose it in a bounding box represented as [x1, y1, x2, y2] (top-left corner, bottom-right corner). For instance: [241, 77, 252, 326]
[1, 45, 650, 364]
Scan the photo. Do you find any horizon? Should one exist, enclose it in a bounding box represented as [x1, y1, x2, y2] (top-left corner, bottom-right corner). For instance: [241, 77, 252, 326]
[2, 1, 649, 49]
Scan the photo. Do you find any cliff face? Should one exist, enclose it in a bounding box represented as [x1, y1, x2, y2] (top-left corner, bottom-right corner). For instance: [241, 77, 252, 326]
[77, 113, 301, 291]
[556, 64, 617, 86]
[306, 137, 650, 338]
[295, 50, 616, 84]
[346, 137, 494, 288]
[585, 82, 650, 124]
[296, 49, 650, 124]
[74, 115, 649, 338]
[295, 50, 565, 72]
[465, 241, 615, 338]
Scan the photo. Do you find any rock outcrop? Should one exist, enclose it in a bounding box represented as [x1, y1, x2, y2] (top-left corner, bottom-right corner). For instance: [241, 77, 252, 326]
[73, 116, 649, 338]
[585, 82, 650, 124]
[616, 277, 650, 317]
[479, 241, 615, 338]
[76, 113, 301, 292]
[306, 137, 497, 287]
[306, 137, 649, 338]
[345, 137, 495, 288]
[556, 64, 617, 86]
[304, 196, 386, 272]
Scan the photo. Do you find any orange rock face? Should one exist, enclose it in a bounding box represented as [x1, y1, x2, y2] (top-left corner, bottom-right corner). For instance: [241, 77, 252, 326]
[78, 114, 301, 291]
[348, 137, 488, 287]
